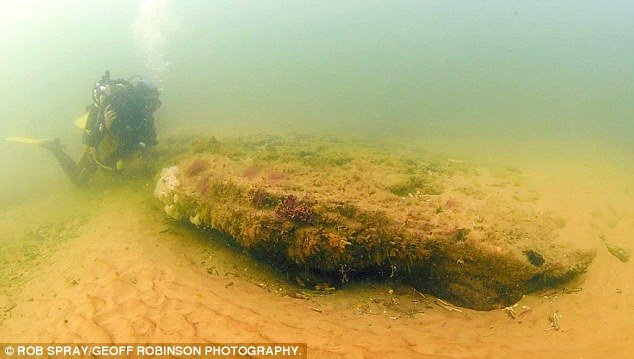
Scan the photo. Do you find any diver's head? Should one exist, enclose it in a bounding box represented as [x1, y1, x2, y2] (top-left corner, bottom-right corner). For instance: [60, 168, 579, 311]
[133, 80, 161, 113]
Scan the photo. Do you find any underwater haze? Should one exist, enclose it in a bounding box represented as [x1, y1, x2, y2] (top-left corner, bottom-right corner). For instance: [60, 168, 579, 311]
[1, 1, 634, 355]
[1, 1, 633, 149]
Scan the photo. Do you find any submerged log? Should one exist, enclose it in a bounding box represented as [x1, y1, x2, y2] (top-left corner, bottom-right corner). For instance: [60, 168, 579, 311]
[154, 136, 595, 310]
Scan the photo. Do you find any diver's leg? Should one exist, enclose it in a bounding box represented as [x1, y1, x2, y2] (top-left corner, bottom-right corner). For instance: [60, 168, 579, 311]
[41, 140, 95, 186]
[75, 149, 99, 185]
[41, 140, 81, 181]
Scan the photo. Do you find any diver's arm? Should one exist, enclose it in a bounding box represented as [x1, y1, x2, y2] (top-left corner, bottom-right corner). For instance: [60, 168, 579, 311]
[146, 114, 158, 146]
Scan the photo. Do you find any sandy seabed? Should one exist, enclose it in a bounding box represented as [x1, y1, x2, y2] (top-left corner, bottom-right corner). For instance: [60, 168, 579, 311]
[0, 149, 633, 359]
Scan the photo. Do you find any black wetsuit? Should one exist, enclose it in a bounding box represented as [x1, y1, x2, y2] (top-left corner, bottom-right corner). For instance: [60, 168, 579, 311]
[45, 79, 158, 186]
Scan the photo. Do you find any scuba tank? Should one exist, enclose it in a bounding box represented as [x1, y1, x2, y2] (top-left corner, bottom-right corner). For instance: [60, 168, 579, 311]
[82, 71, 161, 171]
[84, 71, 116, 147]
[83, 71, 136, 147]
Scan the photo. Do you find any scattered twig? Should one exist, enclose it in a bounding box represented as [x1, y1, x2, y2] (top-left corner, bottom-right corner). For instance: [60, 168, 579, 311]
[518, 308, 533, 318]
[542, 290, 558, 299]
[546, 311, 561, 331]
[413, 288, 434, 308]
[503, 303, 518, 319]
[562, 287, 582, 294]
[308, 306, 324, 313]
[288, 291, 309, 300]
[435, 299, 463, 313]
[412, 288, 426, 298]
[600, 234, 630, 263]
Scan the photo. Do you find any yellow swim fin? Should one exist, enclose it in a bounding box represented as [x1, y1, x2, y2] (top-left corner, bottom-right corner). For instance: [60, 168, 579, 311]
[74, 111, 89, 129]
[4, 136, 53, 145]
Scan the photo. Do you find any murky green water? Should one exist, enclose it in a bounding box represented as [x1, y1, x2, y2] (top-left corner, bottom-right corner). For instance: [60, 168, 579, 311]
[2, 1, 632, 164]
[2, 2, 629, 212]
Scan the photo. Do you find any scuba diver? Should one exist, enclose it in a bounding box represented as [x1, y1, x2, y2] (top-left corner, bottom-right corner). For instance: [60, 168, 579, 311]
[38, 71, 161, 186]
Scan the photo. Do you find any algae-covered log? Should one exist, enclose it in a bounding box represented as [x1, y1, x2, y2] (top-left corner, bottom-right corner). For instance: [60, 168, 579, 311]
[155, 136, 594, 310]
